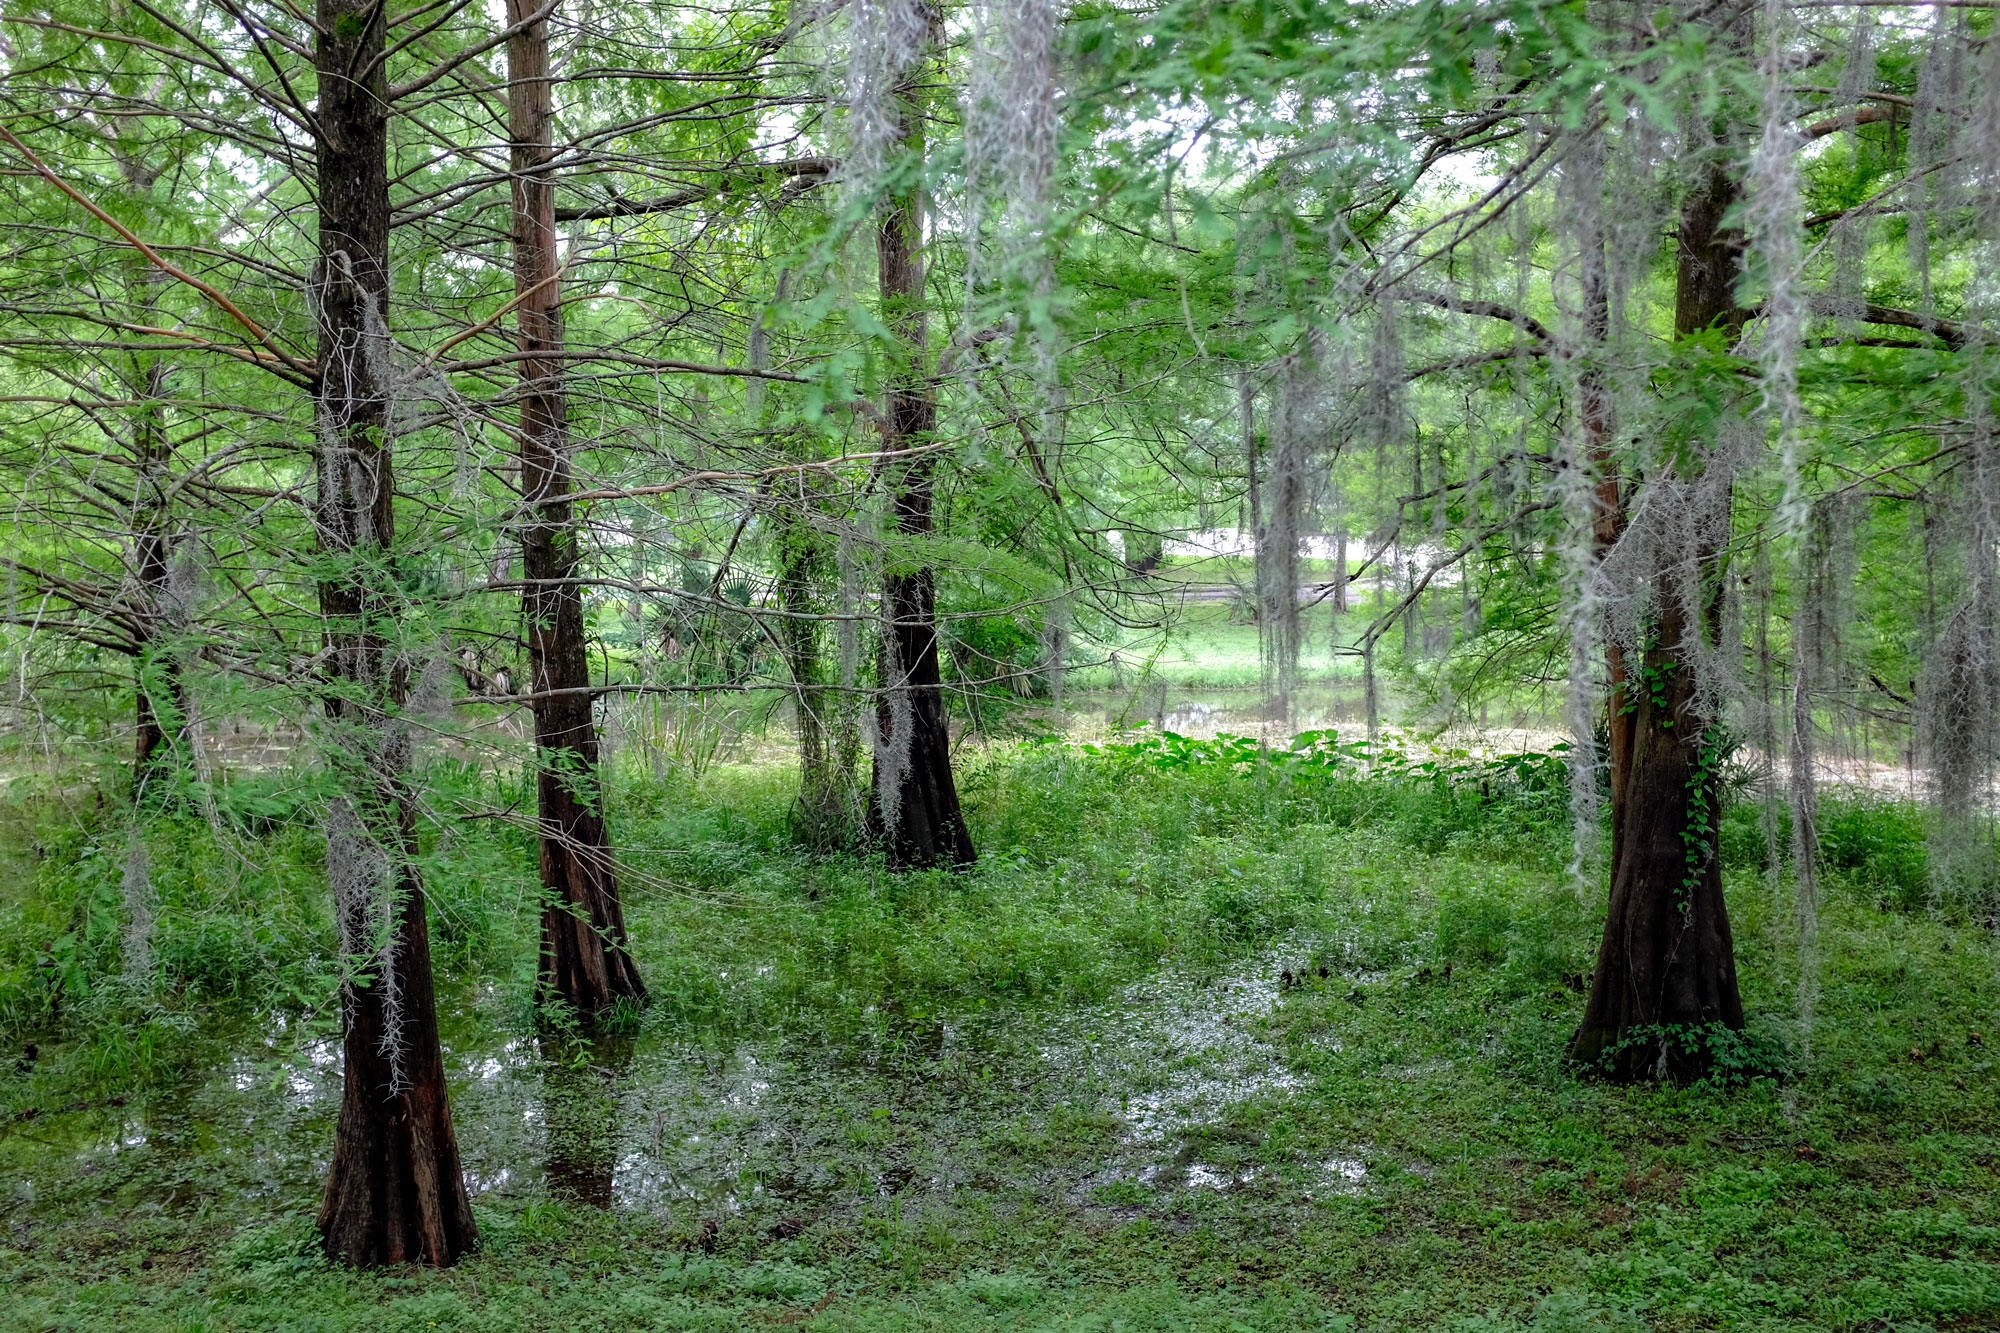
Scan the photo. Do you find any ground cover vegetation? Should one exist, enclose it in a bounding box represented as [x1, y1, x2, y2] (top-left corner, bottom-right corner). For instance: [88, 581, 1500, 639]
[3, 746, 1995, 1329]
[0, 0, 1996, 1324]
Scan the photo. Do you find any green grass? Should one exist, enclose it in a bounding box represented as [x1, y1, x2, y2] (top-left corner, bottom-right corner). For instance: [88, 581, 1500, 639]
[1069, 599, 1351, 692]
[0, 745, 1996, 1331]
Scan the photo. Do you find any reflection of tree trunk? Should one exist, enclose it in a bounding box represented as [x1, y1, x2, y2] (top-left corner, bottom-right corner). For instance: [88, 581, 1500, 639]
[312, 0, 475, 1266]
[867, 50, 974, 870]
[1571, 59, 1748, 1079]
[510, 0, 645, 1016]
[540, 1032, 632, 1207]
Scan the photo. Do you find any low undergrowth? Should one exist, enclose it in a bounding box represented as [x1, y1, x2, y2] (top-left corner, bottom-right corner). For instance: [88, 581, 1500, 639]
[0, 739, 1995, 1331]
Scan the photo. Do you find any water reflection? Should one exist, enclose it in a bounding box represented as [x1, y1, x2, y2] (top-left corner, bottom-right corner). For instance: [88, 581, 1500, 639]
[539, 1033, 632, 1207]
[15, 940, 1406, 1237]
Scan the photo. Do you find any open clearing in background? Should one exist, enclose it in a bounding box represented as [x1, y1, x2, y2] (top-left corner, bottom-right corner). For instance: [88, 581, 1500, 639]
[2, 736, 1995, 1332]
[1, 0, 1996, 1319]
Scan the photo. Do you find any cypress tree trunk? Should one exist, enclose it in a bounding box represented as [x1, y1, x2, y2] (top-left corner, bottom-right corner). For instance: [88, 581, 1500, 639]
[1241, 369, 1265, 629]
[130, 357, 188, 802]
[111, 144, 188, 802]
[1333, 527, 1348, 612]
[867, 44, 974, 870]
[780, 506, 851, 851]
[313, 0, 475, 1265]
[1570, 130, 1632, 863]
[1571, 81, 1749, 1080]
[509, 0, 645, 1014]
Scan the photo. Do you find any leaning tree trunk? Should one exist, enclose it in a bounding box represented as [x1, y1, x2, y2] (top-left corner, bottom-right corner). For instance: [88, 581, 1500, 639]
[509, 0, 645, 1016]
[312, 0, 475, 1266]
[1571, 90, 1749, 1081]
[866, 54, 974, 870]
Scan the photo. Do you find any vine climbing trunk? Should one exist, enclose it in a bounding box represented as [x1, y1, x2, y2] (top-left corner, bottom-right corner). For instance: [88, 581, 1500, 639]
[509, 0, 645, 1016]
[312, 0, 475, 1265]
[1571, 75, 1749, 1080]
[868, 24, 975, 870]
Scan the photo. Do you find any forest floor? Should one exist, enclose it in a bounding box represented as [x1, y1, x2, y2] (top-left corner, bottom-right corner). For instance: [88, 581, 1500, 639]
[0, 740, 1996, 1331]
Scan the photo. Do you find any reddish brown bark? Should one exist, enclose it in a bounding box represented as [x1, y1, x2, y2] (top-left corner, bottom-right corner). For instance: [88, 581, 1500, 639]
[1572, 134, 1632, 861]
[319, 852, 477, 1264]
[866, 38, 974, 871]
[1570, 592, 1747, 1079]
[312, 0, 475, 1265]
[1571, 68, 1750, 1079]
[508, 0, 645, 1014]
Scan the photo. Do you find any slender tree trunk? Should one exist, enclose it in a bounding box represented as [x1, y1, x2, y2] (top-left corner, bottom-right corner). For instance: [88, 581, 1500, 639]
[509, 0, 645, 1015]
[1571, 82, 1749, 1080]
[130, 356, 189, 801]
[113, 147, 189, 802]
[312, 0, 475, 1265]
[1568, 129, 1632, 865]
[868, 50, 974, 870]
[1241, 369, 1263, 627]
[780, 502, 849, 850]
[756, 277, 851, 847]
[1333, 527, 1348, 613]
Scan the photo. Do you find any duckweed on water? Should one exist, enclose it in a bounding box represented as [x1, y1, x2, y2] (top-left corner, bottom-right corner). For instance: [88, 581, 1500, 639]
[1, 741, 1996, 1330]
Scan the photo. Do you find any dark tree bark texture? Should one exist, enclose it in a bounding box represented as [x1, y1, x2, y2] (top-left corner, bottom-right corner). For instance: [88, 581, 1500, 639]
[866, 50, 974, 871]
[1571, 79, 1749, 1080]
[510, 0, 645, 1015]
[1571, 593, 1747, 1079]
[320, 864, 476, 1264]
[312, 0, 475, 1265]
[131, 358, 189, 802]
[117, 147, 188, 803]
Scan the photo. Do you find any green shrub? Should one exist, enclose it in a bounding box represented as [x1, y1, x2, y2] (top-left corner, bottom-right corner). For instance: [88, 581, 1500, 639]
[1437, 889, 1513, 968]
[1719, 795, 1938, 911]
[1817, 798, 1930, 909]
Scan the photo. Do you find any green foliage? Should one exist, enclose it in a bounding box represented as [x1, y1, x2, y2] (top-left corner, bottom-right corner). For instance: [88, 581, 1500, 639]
[1679, 726, 1733, 906]
[1719, 794, 1959, 915]
[1591, 1018, 1791, 1086]
[939, 603, 1048, 721]
[218, 1214, 321, 1273]
[1818, 800, 1932, 911]
[0, 761, 532, 1069]
[2, 744, 1996, 1332]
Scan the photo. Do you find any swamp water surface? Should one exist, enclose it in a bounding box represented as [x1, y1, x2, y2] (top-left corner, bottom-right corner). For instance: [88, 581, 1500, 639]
[5, 935, 1392, 1244]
